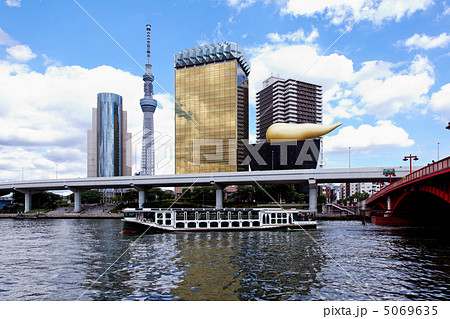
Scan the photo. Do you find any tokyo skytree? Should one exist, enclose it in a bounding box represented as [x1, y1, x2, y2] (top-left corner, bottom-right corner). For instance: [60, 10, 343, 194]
[140, 24, 157, 175]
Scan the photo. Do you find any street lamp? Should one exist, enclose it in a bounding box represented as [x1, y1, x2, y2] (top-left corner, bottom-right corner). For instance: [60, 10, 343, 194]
[446, 122, 450, 130]
[348, 147, 351, 169]
[438, 142, 440, 160]
[403, 154, 418, 174]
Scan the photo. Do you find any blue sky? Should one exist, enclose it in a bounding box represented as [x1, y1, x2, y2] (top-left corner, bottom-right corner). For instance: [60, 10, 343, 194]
[0, 0, 449, 181]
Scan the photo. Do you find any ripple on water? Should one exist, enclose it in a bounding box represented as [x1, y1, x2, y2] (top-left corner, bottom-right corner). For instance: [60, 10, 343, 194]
[0, 219, 449, 300]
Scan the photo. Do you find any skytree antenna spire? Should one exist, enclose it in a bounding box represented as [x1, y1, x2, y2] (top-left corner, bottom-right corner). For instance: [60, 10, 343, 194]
[146, 24, 151, 64]
[140, 24, 157, 175]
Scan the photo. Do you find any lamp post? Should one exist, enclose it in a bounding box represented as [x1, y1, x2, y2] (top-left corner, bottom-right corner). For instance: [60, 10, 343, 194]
[348, 147, 351, 169]
[403, 154, 418, 174]
[438, 142, 440, 160]
[446, 122, 450, 130]
[55, 164, 58, 179]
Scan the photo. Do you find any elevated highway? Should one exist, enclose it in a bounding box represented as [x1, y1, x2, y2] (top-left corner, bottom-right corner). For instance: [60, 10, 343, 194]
[0, 166, 413, 213]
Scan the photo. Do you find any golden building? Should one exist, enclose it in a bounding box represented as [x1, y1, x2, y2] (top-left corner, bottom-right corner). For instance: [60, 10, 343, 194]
[174, 42, 250, 174]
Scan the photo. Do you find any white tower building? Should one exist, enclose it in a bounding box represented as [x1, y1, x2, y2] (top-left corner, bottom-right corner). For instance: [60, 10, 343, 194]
[140, 24, 157, 175]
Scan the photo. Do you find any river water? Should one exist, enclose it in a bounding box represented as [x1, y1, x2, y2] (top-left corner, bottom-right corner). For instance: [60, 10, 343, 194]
[0, 218, 449, 301]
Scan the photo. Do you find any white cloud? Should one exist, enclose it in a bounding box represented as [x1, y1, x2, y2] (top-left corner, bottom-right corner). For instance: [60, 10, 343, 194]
[351, 55, 434, 119]
[6, 44, 37, 62]
[0, 57, 177, 180]
[248, 43, 354, 106]
[5, 0, 21, 7]
[0, 27, 17, 46]
[430, 83, 450, 120]
[226, 0, 258, 11]
[248, 41, 436, 127]
[41, 54, 62, 67]
[281, 0, 434, 26]
[444, 2, 450, 15]
[153, 93, 175, 175]
[323, 120, 415, 153]
[0, 60, 149, 180]
[267, 27, 319, 44]
[401, 33, 450, 50]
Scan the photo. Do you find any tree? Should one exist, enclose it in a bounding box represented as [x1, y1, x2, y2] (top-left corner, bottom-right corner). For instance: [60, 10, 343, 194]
[232, 186, 255, 203]
[122, 189, 138, 203]
[190, 186, 214, 204]
[68, 190, 102, 204]
[81, 190, 102, 204]
[318, 194, 327, 205]
[351, 191, 370, 203]
[13, 191, 61, 210]
[146, 188, 174, 202]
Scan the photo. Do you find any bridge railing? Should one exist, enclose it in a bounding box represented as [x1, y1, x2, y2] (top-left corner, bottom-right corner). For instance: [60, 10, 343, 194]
[367, 155, 450, 203]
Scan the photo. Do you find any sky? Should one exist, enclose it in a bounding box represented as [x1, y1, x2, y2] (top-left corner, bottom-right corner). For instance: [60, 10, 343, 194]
[0, 0, 449, 182]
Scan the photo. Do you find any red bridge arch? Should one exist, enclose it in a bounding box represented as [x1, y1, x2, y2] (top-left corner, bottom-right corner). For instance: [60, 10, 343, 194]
[366, 156, 450, 226]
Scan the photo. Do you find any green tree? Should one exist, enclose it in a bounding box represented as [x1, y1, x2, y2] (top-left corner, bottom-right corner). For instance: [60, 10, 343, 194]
[317, 194, 327, 205]
[146, 188, 174, 202]
[122, 189, 138, 203]
[232, 186, 255, 203]
[13, 191, 61, 210]
[81, 190, 102, 204]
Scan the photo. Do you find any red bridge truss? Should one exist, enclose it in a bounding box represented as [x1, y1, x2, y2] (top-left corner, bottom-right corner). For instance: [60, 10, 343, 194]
[366, 156, 450, 226]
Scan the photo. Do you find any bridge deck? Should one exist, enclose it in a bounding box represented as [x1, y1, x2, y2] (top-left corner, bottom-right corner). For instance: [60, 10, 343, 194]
[366, 156, 450, 205]
[0, 166, 414, 193]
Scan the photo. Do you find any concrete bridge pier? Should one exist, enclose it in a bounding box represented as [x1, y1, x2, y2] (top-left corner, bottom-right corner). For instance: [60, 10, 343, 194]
[133, 186, 146, 209]
[14, 189, 38, 213]
[24, 190, 32, 213]
[68, 188, 82, 212]
[74, 191, 81, 212]
[212, 183, 224, 210]
[308, 179, 317, 212]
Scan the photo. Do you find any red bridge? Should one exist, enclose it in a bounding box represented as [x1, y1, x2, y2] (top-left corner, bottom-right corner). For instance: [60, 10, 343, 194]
[366, 156, 450, 226]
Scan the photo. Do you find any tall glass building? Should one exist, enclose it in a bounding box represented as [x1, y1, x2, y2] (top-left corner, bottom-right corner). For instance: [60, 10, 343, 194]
[87, 92, 132, 177]
[174, 42, 250, 174]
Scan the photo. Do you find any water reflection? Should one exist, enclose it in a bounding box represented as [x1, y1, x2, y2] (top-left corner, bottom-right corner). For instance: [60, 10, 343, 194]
[171, 233, 242, 301]
[0, 219, 449, 301]
[232, 231, 325, 300]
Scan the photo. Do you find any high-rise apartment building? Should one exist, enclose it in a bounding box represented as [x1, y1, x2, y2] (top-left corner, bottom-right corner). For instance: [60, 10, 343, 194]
[256, 76, 322, 141]
[87, 92, 132, 177]
[174, 41, 250, 174]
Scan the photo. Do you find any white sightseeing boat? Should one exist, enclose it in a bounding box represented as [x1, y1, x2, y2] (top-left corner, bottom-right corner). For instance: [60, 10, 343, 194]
[122, 207, 317, 233]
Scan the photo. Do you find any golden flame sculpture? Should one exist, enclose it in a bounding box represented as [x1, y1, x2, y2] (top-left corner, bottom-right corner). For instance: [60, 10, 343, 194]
[266, 123, 342, 142]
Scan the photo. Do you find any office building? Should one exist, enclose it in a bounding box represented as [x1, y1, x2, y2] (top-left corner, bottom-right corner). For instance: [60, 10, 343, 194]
[140, 24, 157, 175]
[87, 92, 132, 177]
[174, 41, 250, 174]
[256, 76, 322, 141]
